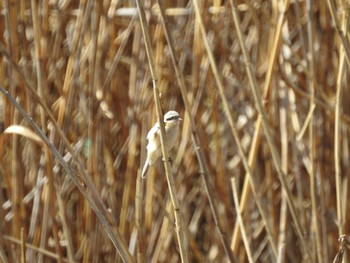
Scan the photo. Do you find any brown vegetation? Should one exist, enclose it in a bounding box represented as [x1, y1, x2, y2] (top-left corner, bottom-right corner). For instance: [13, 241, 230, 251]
[0, 0, 349, 262]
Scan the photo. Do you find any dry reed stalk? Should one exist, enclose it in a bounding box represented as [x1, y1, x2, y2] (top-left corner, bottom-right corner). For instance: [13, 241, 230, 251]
[30, 0, 47, 131]
[11, 99, 21, 241]
[1, 1, 350, 262]
[119, 125, 138, 235]
[231, 178, 254, 263]
[151, 197, 173, 263]
[193, 0, 280, 260]
[280, 69, 350, 126]
[46, 150, 64, 263]
[229, 0, 312, 259]
[0, 86, 134, 262]
[276, 81, 288, 262]
[1, 26, 132, 260]
[156, 1, 236, 261]
[56, 192, 75, 262]
[230, 0, 286, 253]
[134, 0, 189, 262]
[3, 235, 67, 262]
[333, 1, 347, 239]
[327, 0, 350, 66]
[20, 228, 25, 263]
[306, 0, 322, 262]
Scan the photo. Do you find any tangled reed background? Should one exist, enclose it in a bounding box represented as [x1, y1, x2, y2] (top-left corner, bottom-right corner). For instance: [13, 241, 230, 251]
[0, 0, 349, 262]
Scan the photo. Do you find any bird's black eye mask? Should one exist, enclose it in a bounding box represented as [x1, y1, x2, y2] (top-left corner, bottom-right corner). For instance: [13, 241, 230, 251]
[165, 116, 180, 121]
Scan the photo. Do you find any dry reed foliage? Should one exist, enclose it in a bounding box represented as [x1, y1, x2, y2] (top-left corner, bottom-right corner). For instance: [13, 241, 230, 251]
[0, 0, 349, 262]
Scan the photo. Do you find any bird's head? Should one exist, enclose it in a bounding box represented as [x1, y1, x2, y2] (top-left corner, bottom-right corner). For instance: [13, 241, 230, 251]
[164, 111, 182, 126]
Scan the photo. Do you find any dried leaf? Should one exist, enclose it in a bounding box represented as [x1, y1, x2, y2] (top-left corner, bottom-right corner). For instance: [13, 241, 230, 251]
[3, 125, 43, 146]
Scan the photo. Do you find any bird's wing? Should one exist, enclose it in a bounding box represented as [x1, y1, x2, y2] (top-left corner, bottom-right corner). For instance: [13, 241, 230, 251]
[146, 123, 160, 140]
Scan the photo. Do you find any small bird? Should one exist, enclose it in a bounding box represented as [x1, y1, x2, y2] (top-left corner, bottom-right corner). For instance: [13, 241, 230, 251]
[141, 111, 182, 178]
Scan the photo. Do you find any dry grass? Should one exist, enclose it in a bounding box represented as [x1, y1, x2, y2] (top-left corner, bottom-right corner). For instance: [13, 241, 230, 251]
[0, 0, 350, 262]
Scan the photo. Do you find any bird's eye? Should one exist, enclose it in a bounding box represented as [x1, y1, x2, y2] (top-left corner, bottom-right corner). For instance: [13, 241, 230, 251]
[166, 115, 179, 121]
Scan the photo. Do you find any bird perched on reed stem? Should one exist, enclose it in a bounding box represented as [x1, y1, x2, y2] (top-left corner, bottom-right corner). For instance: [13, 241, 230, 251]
[141, 111, 182, 178]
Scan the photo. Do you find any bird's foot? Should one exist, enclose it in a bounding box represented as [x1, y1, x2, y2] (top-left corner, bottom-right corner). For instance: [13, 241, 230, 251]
[162, 157, 173, 165]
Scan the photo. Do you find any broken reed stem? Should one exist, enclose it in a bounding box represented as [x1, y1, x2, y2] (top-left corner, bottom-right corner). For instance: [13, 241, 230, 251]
[4, 235, 67, 262]
[0, 86, 134, 262]
[155, 0, 236, 262]
[20, 228, 25, 263]
[134, 1, 189, 262]
[229, 0, 312, 259]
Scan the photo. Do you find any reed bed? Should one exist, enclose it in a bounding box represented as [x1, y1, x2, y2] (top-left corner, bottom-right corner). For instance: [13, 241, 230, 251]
[0, 0, 349, 262]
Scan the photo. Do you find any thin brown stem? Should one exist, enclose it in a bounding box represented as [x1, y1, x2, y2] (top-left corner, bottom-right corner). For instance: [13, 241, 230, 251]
[134, 1, 189, 262]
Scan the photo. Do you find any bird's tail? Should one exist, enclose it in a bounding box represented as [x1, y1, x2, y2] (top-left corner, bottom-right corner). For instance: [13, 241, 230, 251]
[141, 159, 149, 178]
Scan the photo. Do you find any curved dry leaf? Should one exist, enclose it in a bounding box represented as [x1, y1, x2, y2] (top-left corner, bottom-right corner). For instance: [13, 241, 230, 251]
[3, 125, 44, 146]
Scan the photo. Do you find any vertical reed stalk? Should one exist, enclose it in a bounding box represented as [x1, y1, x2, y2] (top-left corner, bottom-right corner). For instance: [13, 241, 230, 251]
[333, 5, 348, 238]
[134, 1, 189, 262]
[229, 0, 311, 259]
